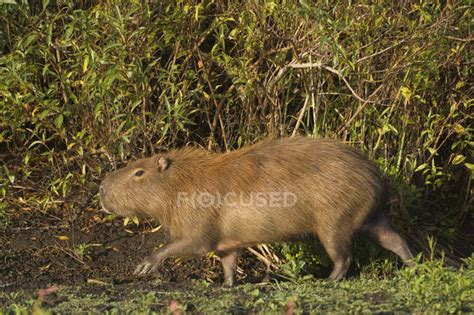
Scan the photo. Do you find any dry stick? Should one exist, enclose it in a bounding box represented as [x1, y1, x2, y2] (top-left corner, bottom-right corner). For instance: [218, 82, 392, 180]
[259, 244, 280, 263]
[261, 43, 307, 133]
[166, 41, 181, 86]
[218, 112, 228, 150]
[291, 94, 310, 138]
[287, 61, 379, 136]
[443, 35, 474, 42]
[247, 247, 279, 271]
[336, 84, 384, 136]
[267, 65, 292, 93]
[270, 61, 376, 136]
[289, 63, 370, 104]
[355, 40, 406, 64]
[257, 244, 280, 282]
[310, 69, 320, 135]
[55, 245, 88, 265]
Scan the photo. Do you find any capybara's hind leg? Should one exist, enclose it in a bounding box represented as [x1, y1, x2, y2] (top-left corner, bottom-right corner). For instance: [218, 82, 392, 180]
[363, 215, 414, 265]
[319, 234, 353, 280]
[328, 255, 352, 280]
[218, 250, 239, 287]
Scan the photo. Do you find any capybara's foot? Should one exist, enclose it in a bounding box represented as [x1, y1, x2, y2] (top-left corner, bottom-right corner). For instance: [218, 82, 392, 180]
[133, 254, 162, 276]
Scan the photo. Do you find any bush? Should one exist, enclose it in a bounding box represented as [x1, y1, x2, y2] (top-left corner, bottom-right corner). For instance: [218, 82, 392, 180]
[0, 1, 471, 254]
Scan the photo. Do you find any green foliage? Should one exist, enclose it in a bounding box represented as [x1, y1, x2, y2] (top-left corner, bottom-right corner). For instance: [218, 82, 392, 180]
[275, 242, 326, 281]
[1, 258, 473, 313]
[0, 1, 471, 255]
[0, 200, 9, 227]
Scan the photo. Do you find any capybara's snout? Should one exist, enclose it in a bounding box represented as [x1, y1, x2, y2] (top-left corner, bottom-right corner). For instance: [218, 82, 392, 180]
[98, 175, 118, 215]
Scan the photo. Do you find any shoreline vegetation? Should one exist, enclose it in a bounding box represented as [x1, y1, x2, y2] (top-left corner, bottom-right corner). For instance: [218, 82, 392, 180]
[0, 1, 472, 313]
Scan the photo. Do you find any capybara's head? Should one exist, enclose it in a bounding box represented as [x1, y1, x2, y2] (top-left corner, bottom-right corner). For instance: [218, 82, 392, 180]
[99, 156, 171, 217]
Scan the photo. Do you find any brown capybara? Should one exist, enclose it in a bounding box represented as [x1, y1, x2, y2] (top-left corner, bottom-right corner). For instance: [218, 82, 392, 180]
[99, 137, 413, 286]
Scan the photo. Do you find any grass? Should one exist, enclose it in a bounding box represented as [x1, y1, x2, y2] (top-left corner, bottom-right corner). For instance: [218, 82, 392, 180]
[2, 257, 473, 314]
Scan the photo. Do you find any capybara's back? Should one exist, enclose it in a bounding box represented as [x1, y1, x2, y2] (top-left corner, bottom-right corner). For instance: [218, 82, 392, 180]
[100, 137, 413, 286]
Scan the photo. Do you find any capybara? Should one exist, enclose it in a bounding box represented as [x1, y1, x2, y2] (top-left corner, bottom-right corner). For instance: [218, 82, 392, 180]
[99, 137, 413, 286]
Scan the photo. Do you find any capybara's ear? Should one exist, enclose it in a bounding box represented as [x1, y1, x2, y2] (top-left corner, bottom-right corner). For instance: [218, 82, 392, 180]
[156, 156, 170, 172]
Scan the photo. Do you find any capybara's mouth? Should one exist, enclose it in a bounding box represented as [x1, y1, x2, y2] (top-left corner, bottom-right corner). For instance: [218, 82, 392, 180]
[99, 199, 113, 214]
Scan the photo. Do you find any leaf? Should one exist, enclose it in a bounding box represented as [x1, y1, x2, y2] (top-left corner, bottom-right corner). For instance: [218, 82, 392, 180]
[38, 109, 50, 120]
[452, 155, 465, 165]
[7, 174, 15, 184]
[28, 140, 45, 149]
[67, 142, 76, 150]
[0, 0, 17, 4]
[54, 114, 64, 129]
[150, 225, 162, 233]
[299, 0, 311, 11]
[46, 22, 53, 46]
[64, 25, 74, 40]
[132, 216, 139, 226]
[465, 163, 474, 172]
[87, 279, 110, 285]
[56, 235, 69, 240]
[455, 81, 465, 90]
[195, 3, 203, 21]
[265, 1, 276, 14]
[399, 86, 412, 103]
[453, 124, 465, 135]
[124, 216, 139, 227]
[42, 0, 49, 11]
[24, 153, 30, 165]
[82, 54, 90, 73]
[427, 147, 437, 155]
[415, 163, 428, 172]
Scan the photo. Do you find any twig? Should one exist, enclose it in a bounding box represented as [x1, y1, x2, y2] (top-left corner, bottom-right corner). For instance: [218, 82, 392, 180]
[266, 65, 292, 94]
[55, 245, 88, 265]
[355, 40, 406, 64]
[289, 62, 370, 103]
[258, 244, 280, 263]
[443, 35, 474, 42]
[247, 247, 278, 270]
[10, 225, 69, 231]
[336, 84, 384, 136]
[291, 95, 310, 137]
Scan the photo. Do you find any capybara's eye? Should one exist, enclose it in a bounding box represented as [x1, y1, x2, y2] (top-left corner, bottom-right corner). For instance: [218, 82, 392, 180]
[133, 170, 145, 177]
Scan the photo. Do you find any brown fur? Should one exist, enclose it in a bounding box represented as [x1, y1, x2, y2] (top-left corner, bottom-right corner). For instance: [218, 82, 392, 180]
[100, 137, 413, 286]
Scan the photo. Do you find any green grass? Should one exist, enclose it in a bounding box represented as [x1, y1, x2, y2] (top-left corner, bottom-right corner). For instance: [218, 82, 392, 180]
[2, 258, 473, 314]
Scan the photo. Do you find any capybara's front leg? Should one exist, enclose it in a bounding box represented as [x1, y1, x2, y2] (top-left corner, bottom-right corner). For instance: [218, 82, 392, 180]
[134, 240, 208, 276]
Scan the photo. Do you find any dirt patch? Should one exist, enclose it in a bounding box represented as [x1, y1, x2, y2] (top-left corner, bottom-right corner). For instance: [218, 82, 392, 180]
[2, 204, 472, 296]
[0, 207, 264, 293]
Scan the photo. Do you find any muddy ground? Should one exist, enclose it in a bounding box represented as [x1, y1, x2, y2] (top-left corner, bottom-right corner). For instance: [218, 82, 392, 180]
[2, 206, 473, 292]
[0, 206, 268, 294]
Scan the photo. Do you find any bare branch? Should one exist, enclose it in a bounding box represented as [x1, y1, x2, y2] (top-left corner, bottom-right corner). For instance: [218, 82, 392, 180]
[289, 63, 371, 103]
